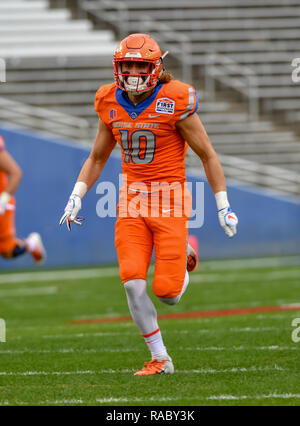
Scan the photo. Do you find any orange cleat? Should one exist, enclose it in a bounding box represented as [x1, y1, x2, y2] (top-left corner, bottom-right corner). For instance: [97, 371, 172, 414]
[26, 232, 46, 265]
[134, 355, 174, 376]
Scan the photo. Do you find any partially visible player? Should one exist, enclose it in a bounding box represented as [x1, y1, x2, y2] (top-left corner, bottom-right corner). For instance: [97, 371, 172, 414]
[60, 34, 238, 375]
[0, 136, 46, 264]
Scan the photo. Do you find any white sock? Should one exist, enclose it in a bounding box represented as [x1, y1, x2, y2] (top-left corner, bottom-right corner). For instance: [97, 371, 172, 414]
[124, 279, 167, 359]
[142, 329, 167, 360]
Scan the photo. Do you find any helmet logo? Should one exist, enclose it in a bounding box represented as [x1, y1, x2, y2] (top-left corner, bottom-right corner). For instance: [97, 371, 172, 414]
[125, 52, 142, 58]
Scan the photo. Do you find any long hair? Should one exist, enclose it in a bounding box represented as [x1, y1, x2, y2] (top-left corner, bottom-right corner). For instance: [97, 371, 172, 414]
[159, 69, 173, 84]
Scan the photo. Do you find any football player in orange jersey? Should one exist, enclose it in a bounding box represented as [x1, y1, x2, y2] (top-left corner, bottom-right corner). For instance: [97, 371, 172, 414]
[0, 136, 46, 264]
[60, 34, 238, 375]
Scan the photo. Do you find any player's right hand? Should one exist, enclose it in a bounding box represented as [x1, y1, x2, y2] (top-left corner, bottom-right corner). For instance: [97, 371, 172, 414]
[59, 195, 84, 231]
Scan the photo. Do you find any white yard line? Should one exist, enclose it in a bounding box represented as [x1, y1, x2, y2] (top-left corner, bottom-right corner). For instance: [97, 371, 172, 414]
[177, 366, 285, 374]
[206, 393, 300, 401]
[0, 267, 120, 285]
[174, 326, 287, 333]
[185, 301, 300, 312]
[0, 267, 298, 286]
[96, 393, 300, 403]
[228, 326, 281, 332]
[186, 345, 299, 351]
[0, 365, 284, 376]
[0, 348, 138, 354]
[9, 326, 285, 341]
[0, 370, 101, 376]
[0, 346, 298, 356]
[0, 286, 57, 297]
[1, 393, 300, 405]
[0, 256, 299, 285]
[198, 256, 300, 270]
[190, 269, 300, 284]
[38, 326, 290, 339]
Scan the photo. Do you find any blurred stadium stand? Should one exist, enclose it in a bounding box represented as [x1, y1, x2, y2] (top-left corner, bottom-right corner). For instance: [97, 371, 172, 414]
[1, 0, 300, 196]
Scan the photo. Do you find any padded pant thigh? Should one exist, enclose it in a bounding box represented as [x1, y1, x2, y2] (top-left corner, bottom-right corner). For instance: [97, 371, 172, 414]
[147, 216, 188, 299]
[115, 216, 153, 283]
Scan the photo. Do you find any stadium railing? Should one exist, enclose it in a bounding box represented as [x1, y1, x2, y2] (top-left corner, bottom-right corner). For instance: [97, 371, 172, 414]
[71, 0, 193, 84]
[107, 0, 300, 9]
[204, 53, 258, 120]
[82, 0, 129, 39]
[137, 16, 193, 84]
[186, 152, 300, 196]
[0, 97, 90, 141]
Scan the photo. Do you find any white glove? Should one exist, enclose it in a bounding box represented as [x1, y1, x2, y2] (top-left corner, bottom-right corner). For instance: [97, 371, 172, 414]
[59, 182, 87, 231]
[59, 195, 84, 231]
[218, 206, 238, 238]
[215, 191, 238, 238]
[0, 192, 10, 216]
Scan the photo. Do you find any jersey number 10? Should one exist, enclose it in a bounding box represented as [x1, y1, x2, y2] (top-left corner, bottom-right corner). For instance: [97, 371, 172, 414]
[119, 130, 156, 164]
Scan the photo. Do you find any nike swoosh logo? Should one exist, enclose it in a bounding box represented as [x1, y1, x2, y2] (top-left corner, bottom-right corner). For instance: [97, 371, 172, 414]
[148, 114, 160, 118]
[162, 209, 174, 213]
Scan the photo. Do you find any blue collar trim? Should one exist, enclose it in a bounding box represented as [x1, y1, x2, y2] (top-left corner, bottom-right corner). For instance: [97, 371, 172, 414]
[115, 84, 163, 120]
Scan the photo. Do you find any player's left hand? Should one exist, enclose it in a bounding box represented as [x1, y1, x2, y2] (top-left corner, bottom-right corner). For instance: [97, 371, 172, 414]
[218, 207, 238, 238]
[59, 195, 84, 231]
[0, 204, 5, 216]
[0, 192, 10, 216]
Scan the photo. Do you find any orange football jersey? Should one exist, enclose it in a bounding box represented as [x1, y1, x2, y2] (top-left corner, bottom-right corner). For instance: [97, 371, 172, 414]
[95, 80, 198, 187]
[0, 136, 7, 193]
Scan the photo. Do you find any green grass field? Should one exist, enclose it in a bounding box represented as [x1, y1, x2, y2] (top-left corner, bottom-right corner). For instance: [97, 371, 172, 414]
[0, 259, 299, 406]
